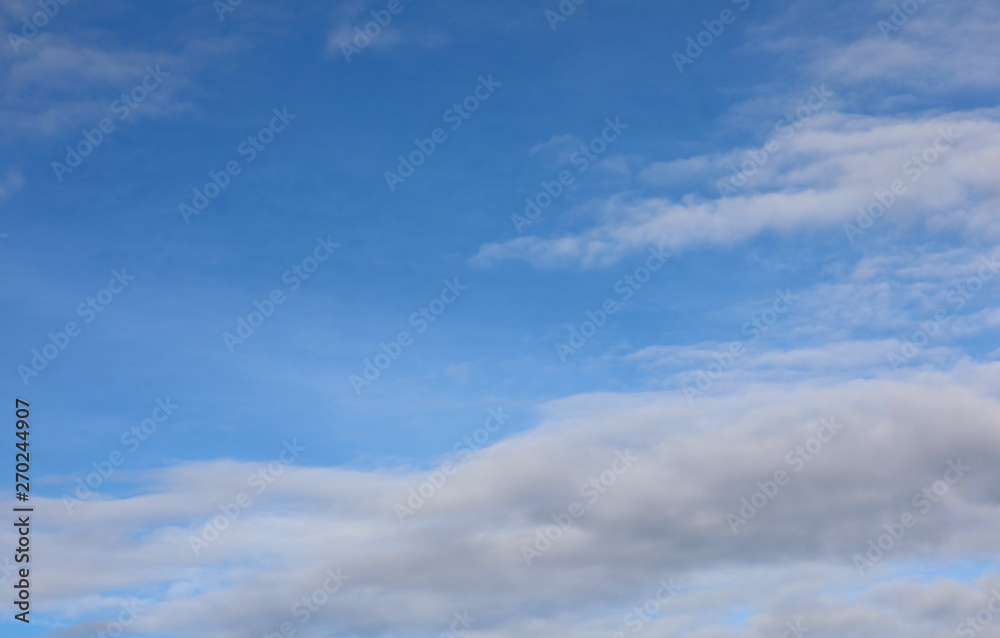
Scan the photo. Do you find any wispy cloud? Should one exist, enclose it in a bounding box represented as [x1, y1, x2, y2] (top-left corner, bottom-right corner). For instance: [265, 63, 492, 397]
[473, 111, 999, 267]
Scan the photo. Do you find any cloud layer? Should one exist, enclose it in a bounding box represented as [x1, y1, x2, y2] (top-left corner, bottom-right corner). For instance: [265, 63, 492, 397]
[14, 361, 1000, 637]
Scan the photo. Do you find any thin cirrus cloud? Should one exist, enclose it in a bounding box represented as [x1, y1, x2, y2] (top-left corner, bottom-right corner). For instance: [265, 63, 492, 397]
[622, 244, 1000, 391]
[812, 0, 1000, 90]
[0, 7, 241, 137]
[324, 0, 448, 58]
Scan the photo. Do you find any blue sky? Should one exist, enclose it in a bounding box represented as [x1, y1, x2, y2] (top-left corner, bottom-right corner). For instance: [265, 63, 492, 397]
[3, 0, 836, 473]
[3, 0, 1000, 636]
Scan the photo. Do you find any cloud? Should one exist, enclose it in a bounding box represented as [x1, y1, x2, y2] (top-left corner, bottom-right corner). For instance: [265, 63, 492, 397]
[470, 0, 1000, 270]
[16, 360, 1000, 637]
[528, 134, 585, 166]
[325, 1, 447, 59]
[0, 18, 242, 138]
[816, 0, 1000, 92]
[616, 243, 1000, 395]
[638, 155, 717, 186]
[472, 111, 1000, 268]
[5, 2, 998, 637]
[326, 22, 405, 55]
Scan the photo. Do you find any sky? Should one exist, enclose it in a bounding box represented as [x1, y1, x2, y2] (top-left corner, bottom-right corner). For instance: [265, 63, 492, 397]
[2, 0, 1000, 636]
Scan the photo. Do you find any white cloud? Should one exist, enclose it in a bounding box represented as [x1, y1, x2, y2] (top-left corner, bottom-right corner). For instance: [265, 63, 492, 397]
[16, 361, 1000, 637]
[0, 23, 241, 137]
[472, 111, 1000, 268]
[528, 134, 585, 166]
[471, 0, 1000, 270]
[818, 0, 1000, 91]
[325, 0, 447, 59]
